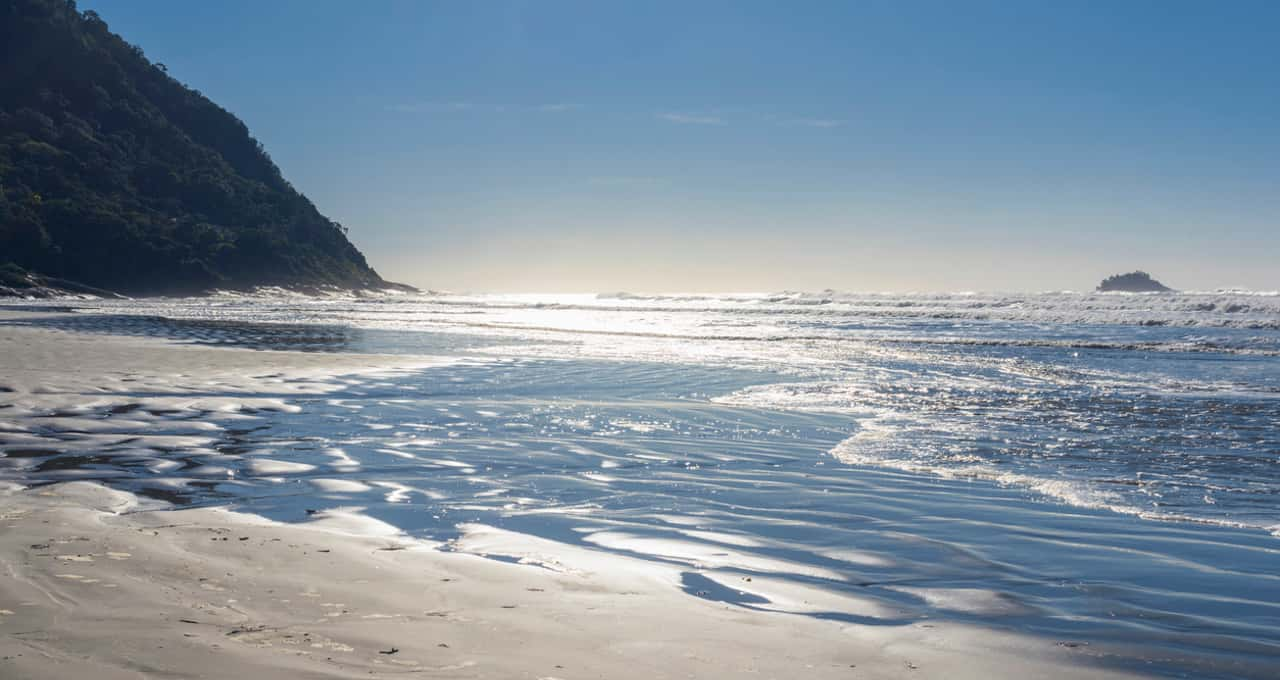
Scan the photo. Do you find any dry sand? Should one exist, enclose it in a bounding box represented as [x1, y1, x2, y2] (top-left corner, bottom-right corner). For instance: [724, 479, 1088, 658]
[0, 310, 1147, 678]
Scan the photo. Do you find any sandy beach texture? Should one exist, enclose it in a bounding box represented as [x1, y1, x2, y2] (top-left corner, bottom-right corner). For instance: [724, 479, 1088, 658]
[0, 311, 1145, 679]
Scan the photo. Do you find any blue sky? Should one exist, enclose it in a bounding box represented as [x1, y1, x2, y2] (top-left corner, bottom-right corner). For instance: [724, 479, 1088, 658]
[85, 0, 1280, 292]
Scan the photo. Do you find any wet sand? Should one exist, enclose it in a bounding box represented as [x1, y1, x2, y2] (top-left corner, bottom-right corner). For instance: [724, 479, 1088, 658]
[0, 311, 1155, 678]
[0, 480, 1144, 680]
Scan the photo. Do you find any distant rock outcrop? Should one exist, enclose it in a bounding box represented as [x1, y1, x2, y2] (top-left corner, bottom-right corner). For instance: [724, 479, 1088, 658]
[1096, 271, 1174, 293]
[0, 262, 126, 298]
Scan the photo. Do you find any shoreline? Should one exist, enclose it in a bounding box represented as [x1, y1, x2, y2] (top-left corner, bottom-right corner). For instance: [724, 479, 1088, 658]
[0, 308, 1273, 678]
[0, 481, 1141, 679]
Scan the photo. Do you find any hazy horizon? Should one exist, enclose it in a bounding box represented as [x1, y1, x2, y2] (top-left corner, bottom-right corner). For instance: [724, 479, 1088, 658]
[83, 0, 1280, 293]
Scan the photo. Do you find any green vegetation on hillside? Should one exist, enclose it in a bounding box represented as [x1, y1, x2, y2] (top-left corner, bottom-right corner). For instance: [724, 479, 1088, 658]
[0, 0, 396, 294]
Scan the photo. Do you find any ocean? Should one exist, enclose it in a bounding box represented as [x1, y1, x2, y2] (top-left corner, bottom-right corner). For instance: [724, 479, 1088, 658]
[3, 290, 1279, 677]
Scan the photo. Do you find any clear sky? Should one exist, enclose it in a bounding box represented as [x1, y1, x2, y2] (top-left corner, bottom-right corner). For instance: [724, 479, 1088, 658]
[84, 0, 1280, 292]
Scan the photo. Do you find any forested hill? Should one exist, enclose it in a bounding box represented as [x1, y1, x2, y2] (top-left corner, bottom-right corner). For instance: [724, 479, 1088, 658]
[0, 0, 404, 295]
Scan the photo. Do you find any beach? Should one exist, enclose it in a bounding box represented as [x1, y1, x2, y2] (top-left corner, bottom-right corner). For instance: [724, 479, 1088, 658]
[1, 297, 1277, 678]
[7, 1, 1280, 676]
[3, 481, 1152, 680]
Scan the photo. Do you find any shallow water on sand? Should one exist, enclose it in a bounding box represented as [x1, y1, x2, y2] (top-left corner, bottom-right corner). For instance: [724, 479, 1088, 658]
[2, 293, 1279, 677]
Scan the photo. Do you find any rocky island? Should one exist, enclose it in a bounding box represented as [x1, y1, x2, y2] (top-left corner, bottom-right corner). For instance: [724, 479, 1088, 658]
[1096, 271, 1174, 293]
[0, 0, 410, 297]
